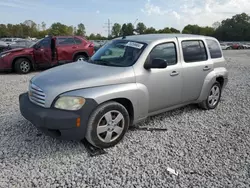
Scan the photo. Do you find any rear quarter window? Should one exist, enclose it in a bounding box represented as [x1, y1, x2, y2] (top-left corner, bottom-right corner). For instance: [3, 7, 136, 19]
[206, 39, 222, 59]
[74, 37, 82, 44]
[57, 37, 75, 45]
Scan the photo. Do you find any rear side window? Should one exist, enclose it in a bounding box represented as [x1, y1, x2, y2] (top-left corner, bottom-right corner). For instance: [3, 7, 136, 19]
[182, 40, 207, 63]
[206, 39, 222, 59]
[74, 37, 82, 44]
[57, 37, 75, 45]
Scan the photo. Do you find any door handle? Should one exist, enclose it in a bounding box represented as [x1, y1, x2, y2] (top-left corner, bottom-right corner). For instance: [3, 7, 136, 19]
[170, 71, 179, 76]
[72, 46, 77, 49]
[203, 66, 211, 71]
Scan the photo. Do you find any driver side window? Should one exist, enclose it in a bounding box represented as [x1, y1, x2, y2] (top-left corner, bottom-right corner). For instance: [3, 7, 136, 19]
[149, 42, 177, 66]
[39, 38, 50, 48]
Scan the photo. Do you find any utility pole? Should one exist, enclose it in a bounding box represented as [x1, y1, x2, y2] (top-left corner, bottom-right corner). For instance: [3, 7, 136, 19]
[133, 19, 138, 27]
[104, 19, 112, 38]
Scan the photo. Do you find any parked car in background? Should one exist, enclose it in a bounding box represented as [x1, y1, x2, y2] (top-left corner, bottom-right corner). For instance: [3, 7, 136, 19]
[0, 38, 20, 45]
[0, 41, 8, 53]
[19, 34, 228, 148]
[92, 41, 102, 52]
[231, 43, 244, 49]
[242, 43, 250, 49]
[0, 36, 94, 73]
[6, 39, 36, 50]
[220, 43, 231, 50]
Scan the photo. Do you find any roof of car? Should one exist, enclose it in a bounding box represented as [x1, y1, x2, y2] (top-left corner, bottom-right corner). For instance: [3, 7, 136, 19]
[116, 34, 210, 44]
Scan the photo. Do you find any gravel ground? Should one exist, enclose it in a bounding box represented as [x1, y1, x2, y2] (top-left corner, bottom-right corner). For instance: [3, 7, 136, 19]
[0, 50, 250, 188]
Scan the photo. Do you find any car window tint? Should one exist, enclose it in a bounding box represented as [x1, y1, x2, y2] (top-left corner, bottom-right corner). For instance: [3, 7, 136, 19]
[206, 39, 222, 59]
[39, 38, 50, 47]
[58, 37, 75, 45]
[149, 43, 177, 66]
[182, 40, 207, 63]
[74, 37, 82, 44]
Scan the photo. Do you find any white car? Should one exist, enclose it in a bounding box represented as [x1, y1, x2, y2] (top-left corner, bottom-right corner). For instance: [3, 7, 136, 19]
[0, 41, 8, 47]
[220, 43, 231, 50]
[242, 44, 250, 49]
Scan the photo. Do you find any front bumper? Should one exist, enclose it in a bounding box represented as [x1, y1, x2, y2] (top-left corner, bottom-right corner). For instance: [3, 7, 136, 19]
[19, 93, 97, 140]
[0, 58, 11, 72]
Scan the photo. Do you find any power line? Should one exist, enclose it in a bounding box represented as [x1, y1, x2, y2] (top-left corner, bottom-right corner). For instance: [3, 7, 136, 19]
[103, 19, 112, 37]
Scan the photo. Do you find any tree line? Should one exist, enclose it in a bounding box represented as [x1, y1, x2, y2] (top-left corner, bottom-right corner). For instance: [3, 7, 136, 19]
[0, 13, 250, 41]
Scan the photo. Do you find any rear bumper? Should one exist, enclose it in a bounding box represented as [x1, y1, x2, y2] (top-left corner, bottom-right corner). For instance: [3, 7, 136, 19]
[19, 93, 97, 140]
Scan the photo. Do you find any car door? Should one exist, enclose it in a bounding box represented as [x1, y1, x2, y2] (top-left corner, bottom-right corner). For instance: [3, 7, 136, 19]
[135, 40, 183, 113]
[33, 37, 52, 66]
[178, 38, 214, 103]
[56, 37, 77, 63]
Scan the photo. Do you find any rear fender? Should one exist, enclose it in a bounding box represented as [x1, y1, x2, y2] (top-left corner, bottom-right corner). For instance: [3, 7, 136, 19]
[197, 67, 228, 102]
[72, 51, 89, 60]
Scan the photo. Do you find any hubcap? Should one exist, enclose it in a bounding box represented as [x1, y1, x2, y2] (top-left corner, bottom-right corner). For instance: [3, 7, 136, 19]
[20, 61, 30, 73]
[208, 85, 220, 107]
[97, 110, 125, 143]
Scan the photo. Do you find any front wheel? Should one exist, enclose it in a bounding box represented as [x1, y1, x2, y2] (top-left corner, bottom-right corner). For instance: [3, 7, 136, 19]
[14, 58, 31, 74]
[85, 101, 130, 148]
[199, 82, 222, 110]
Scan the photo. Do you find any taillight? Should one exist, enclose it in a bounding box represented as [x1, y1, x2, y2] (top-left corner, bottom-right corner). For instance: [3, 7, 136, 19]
[89, 43, 94, 47]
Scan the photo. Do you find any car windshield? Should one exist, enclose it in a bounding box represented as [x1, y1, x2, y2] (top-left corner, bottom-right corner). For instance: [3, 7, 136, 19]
[29, 39, 43, 48]
[89, 40, 146, 67]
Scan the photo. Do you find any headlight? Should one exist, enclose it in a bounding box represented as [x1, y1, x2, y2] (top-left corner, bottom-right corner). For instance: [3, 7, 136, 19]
[0, 53, 10, 58]
[54, 96, 85, 111]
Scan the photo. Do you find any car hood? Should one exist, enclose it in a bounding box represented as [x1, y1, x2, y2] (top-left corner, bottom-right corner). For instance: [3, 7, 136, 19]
[31, 61, 136, 106]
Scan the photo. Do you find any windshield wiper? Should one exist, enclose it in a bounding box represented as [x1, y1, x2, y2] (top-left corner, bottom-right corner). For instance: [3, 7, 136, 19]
[93, 59, 111, 65]
[89, 59, 125, 67]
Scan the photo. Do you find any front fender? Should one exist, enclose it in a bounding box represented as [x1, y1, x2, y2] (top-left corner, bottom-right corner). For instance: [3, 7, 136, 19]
[11, 55, 35, 69]
[61, 83, 149, 123]
[197, 67, 228, 102]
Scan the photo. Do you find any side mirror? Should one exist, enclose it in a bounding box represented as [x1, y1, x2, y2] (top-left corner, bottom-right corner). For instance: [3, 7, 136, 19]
[144, 58, 167, 69]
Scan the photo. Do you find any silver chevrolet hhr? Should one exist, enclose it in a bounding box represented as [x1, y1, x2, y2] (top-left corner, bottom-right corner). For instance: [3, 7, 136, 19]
[19, 34, 228, 148]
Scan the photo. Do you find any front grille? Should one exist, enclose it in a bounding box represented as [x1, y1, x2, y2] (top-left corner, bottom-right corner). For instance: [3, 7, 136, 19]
[29, 83, 46, 107]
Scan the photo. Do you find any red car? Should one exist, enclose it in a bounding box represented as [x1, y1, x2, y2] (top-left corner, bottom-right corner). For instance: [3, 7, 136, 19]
[228, 43, 244, 50]
[0, 36, 94, 74]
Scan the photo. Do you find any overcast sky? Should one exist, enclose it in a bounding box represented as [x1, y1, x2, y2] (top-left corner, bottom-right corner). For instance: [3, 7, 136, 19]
[0, 0, 250, 36]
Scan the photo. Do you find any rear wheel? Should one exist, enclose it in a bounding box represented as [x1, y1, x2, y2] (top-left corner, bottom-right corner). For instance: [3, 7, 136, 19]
[14, 58, 31, 74]
[199, 82, 222, 110]
[74, 54, 88, 62]
[85, 101, 130, 148]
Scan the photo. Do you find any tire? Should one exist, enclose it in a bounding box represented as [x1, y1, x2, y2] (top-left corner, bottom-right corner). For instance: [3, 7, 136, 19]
[74, 54, 88, 62]
[85, 101, 130, 148]
[14, 58, 31, 74]
[199, 81, 222, 110]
